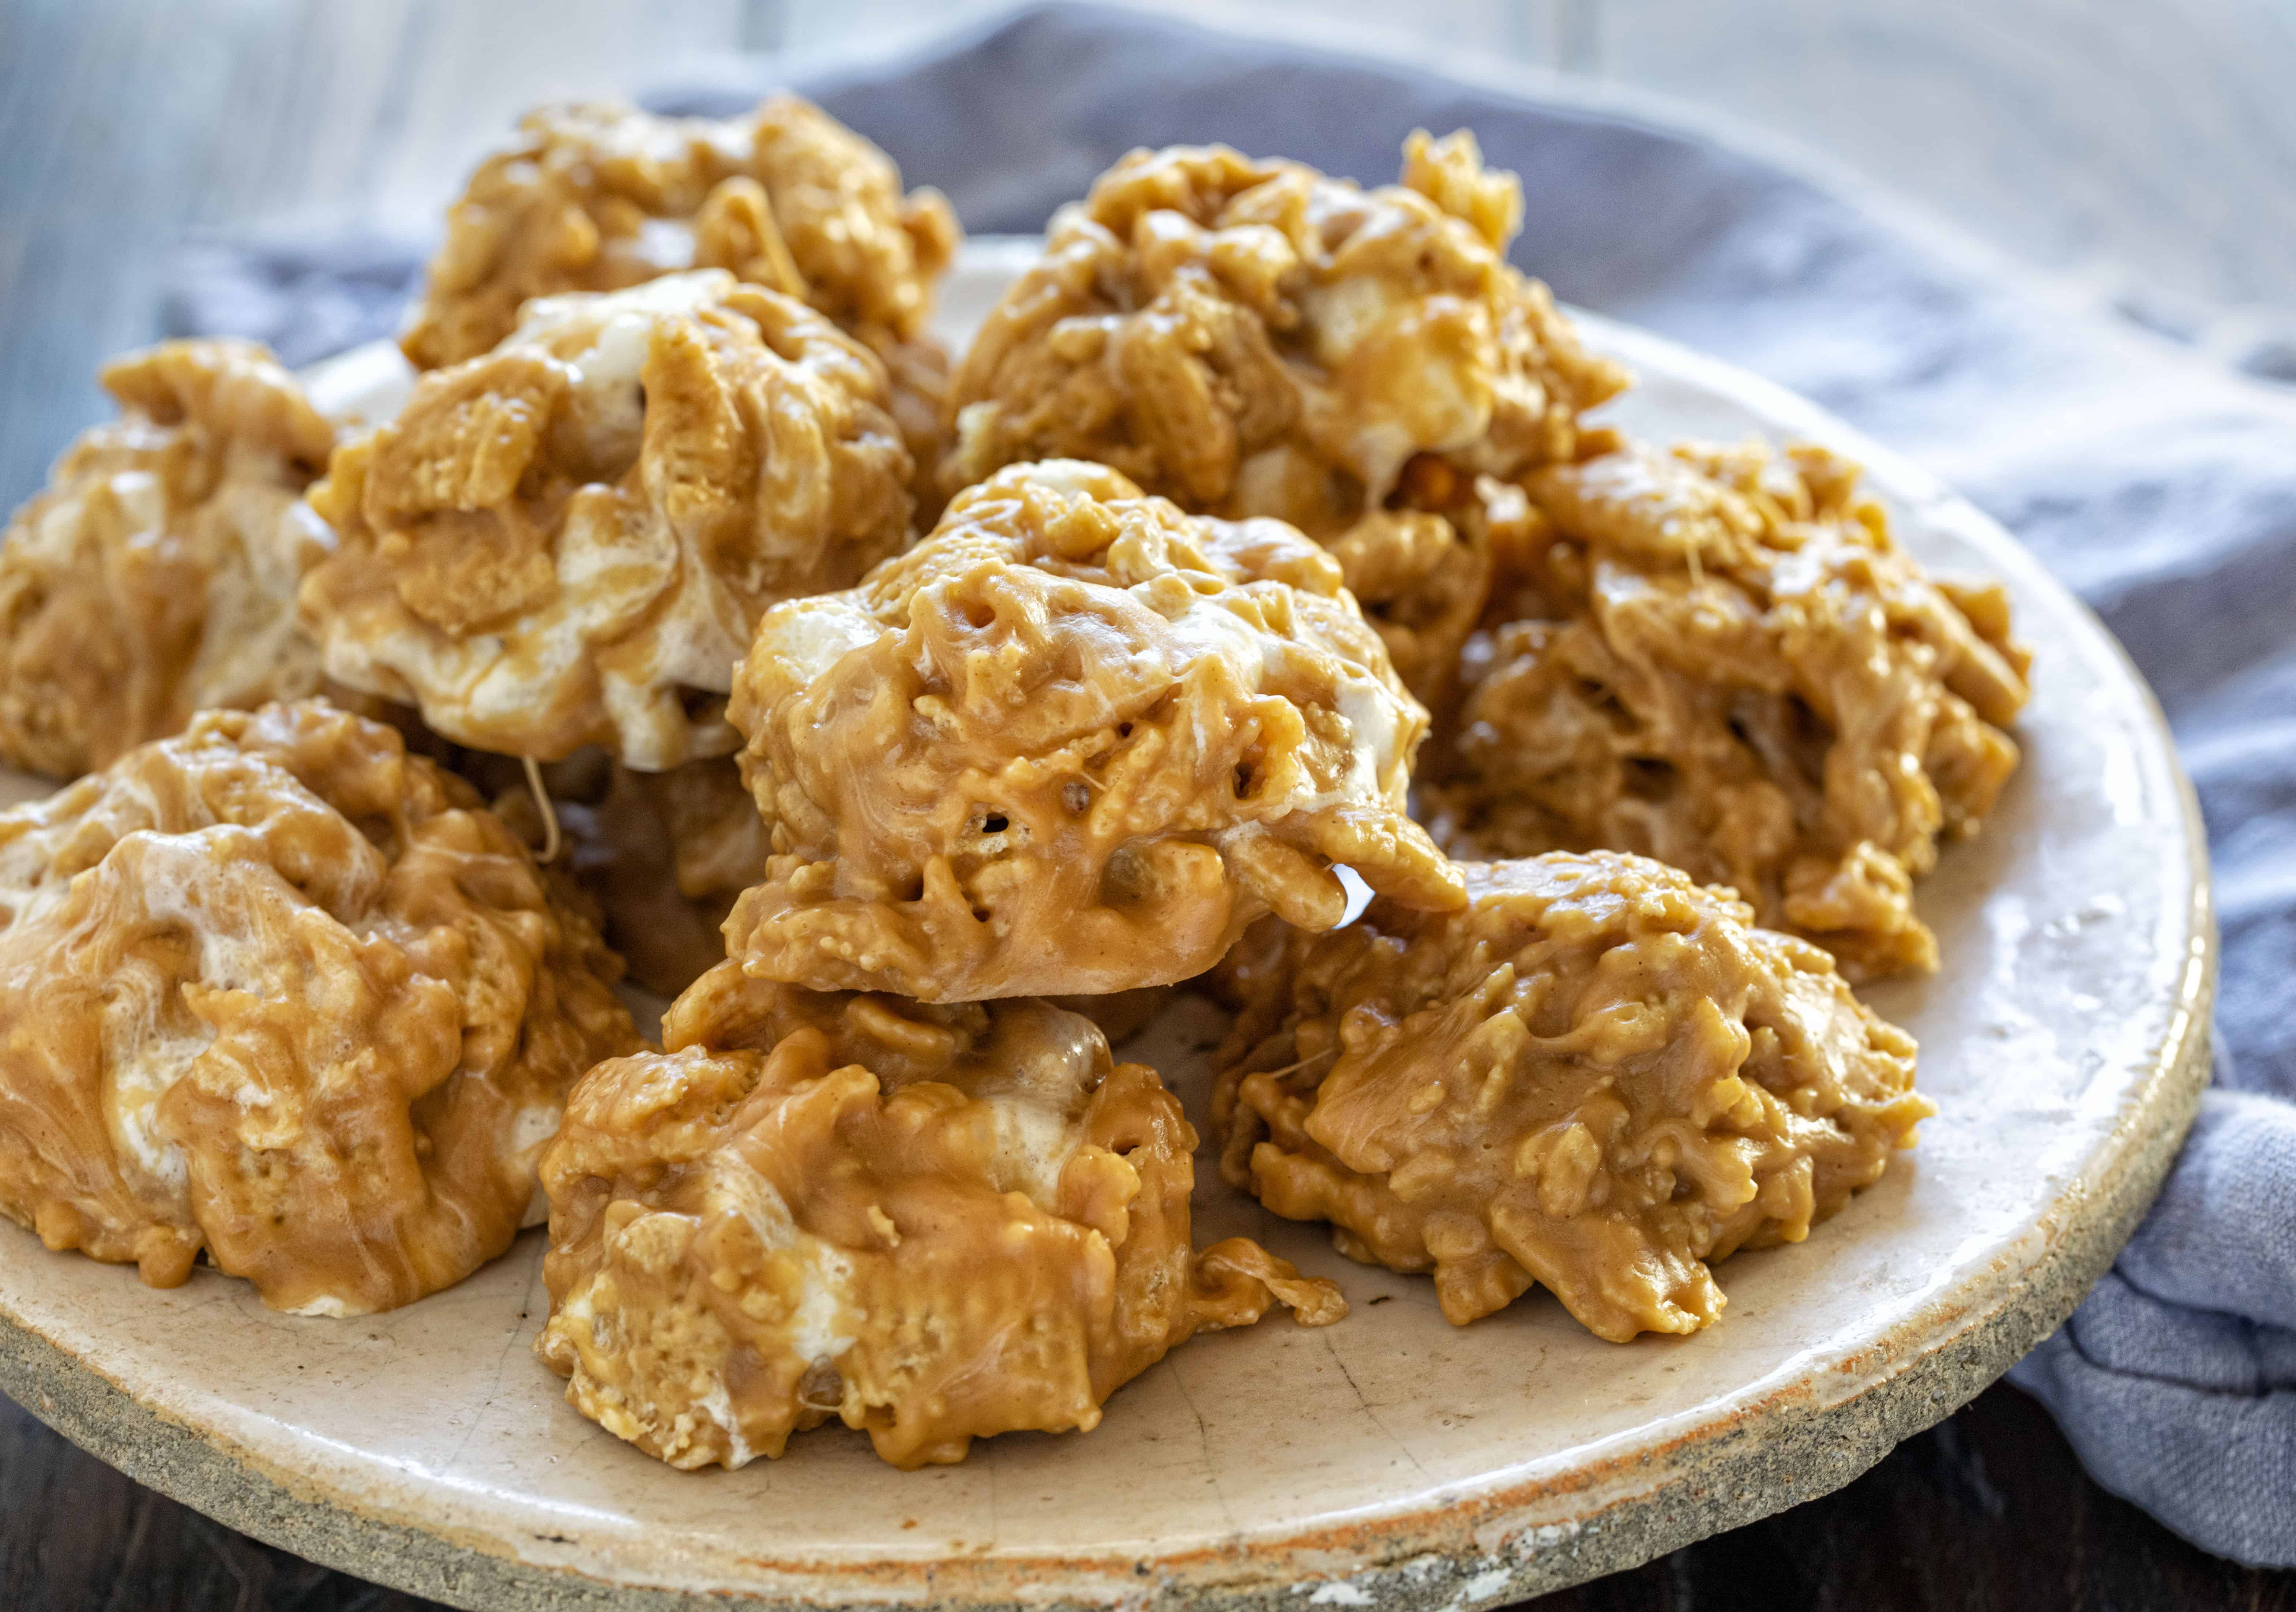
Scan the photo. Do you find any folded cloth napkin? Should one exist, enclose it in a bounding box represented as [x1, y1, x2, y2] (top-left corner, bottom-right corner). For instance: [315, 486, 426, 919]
[162, 3, 2296, 1566]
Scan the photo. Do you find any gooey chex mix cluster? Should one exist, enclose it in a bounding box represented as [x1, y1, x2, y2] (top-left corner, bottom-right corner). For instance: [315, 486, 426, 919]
[0, 98, 2022, 1469]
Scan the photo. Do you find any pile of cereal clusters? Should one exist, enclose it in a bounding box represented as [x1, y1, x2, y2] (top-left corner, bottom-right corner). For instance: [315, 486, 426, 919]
[0, 99, 2023, 1473]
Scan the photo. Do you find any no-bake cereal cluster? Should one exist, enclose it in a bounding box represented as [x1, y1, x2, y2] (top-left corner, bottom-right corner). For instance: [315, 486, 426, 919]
[0, 99, 2025, 1471]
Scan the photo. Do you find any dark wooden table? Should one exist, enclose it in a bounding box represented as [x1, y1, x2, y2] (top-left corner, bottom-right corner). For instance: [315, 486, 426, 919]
[6, 1381, 2293, 1610]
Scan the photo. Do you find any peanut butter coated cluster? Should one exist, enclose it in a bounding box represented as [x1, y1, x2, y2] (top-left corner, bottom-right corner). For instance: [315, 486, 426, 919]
[405, 97, 957, 367]
[1213, 852, 1928, 1341]
[726, 459, 1465, 1002]
[0, 702, 638, 1313]
[1428, 440, 2031, 978]
[0, 91, 2010, 1481]
[947, 133, 1628, 701]
[537, 961, 1342, 1469]
[301, 272, 913, 769]
[400, 98, 960, 505]
[0, 340, 337, 779]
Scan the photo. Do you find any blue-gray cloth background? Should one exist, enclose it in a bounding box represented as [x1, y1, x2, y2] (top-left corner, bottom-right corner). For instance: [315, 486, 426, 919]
[162, 4, 2296, 1568]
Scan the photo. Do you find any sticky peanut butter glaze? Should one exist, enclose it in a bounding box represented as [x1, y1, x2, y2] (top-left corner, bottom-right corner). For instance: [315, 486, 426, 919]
[1427, 439, 2030, 980]
[537, 961, 1342, 1470]
[0, 701, 638, 1313]
[302, 272, 912, 769]
[945, 133, 1628, 702]
[1213, 853, 1927, 1342]
[399, 98, 960, 508]
[726, 459, 1464, 1002]
[0, 340, 337, 778]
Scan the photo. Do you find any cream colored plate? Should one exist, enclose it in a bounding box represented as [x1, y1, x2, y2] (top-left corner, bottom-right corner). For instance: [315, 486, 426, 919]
[0, 240, 2213, 1611]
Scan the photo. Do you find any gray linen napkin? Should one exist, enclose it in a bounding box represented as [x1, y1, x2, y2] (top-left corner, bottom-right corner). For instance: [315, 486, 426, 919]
[161, 3, 2296, 1565]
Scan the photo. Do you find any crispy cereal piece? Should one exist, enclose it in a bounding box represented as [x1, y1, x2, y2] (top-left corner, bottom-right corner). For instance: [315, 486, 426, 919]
[945, 132, 1627, 701]
[401, 97, 959, 509]
[0, 701, 638, 1314]
[0, 340, 338, 778]
[725, 459, 1464, 1001]
[1213, 852, 1927, 1342]
[536, 961, 1342, 1469]
[302, 271, 912, 770]
[1427, 439, 2030, 979]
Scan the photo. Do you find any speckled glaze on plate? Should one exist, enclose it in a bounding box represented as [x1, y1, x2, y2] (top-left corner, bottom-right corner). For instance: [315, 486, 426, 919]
[0, 239, 2214, 1612]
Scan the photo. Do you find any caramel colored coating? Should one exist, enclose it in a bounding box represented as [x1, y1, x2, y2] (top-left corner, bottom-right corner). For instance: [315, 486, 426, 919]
[1213, 853, 1927, 1342]
[945, 132, 1627, 701]
[726, 460, 1464, 1002]
[1427, 439, 2030, 980]
[0, 701, 639, 1314]
[399, 97, 959, 507]
[536, 960, 1342, 1469]
[0, 340, 338, 778]
[302, 272, 913, 770]
[491, 754, 769, 999]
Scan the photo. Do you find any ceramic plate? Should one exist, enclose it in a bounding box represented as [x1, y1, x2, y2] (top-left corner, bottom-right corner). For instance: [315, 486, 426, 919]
[0, 239, 2213, 1611]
